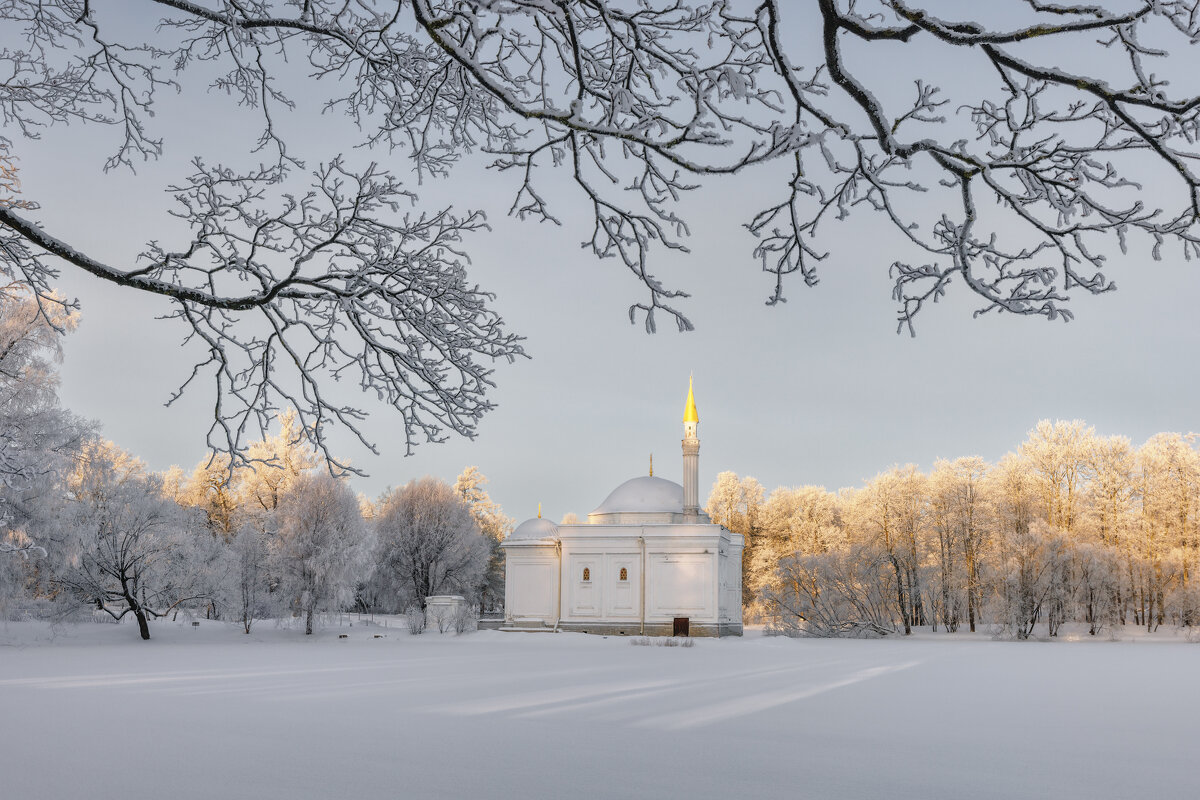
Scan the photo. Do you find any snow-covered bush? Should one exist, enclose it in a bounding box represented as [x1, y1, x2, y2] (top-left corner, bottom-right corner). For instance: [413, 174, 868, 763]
[427, 603, 451, 634]
[630, 636, 695, 648]
[404, 606, 425, 635]
[452, 603, 476, 635]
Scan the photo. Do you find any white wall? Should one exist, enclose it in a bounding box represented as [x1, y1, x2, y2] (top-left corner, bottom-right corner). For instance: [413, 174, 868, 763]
[647, 553, 714, 621]
[507, 553, 559, 620]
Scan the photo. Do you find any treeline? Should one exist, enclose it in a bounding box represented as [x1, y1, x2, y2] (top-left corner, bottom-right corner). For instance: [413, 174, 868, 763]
[3, 420, 511, 639]
[0, 287, 513, 638]
[707, 421, 1200, 639]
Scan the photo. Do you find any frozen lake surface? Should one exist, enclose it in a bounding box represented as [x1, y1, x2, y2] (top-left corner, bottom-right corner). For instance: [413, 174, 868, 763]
[2, 619, 1197, 799]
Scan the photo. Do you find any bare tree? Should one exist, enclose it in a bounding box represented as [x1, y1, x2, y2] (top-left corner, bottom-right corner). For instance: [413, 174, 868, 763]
[4, 2, 1199, 463]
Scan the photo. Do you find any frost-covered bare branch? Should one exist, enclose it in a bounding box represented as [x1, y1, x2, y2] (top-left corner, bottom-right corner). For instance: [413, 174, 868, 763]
[3, 0, 1200, 461]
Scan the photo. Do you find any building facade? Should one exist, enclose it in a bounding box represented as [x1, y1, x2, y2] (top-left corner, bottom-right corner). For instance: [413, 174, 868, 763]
[501, 380, 744, 637]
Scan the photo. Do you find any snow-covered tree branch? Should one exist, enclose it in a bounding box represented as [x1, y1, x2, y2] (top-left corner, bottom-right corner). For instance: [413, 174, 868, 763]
[3, 0, 1200, 465]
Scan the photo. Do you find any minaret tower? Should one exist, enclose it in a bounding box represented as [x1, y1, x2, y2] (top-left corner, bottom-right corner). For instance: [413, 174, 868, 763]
[682, 376, 700, 520]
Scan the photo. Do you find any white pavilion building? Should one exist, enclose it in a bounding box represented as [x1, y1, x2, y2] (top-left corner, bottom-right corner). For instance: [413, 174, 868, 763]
[501, 380, 744, 637]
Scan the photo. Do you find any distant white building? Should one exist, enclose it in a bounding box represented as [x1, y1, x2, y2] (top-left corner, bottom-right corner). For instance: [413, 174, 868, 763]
[501, 380, 744, 637]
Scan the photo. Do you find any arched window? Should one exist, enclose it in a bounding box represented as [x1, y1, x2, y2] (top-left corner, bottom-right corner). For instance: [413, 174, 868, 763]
[619, 567, 628, 581]
[582, 567, 590, 582]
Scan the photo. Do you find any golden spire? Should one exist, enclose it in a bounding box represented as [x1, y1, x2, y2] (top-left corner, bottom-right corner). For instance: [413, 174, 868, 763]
[683, 374, 699, 423]
[537, 502, 542, 519]
[649, 453, 654, 477]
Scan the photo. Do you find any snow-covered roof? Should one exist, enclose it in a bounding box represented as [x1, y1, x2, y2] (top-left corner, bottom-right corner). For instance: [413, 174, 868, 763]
[508, 517, 559, 541]
[590, 476, 684, 516]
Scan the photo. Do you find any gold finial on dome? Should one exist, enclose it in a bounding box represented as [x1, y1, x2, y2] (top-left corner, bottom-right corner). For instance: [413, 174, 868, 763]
[683, 374, 699, 423]
[537, 502, 542, 519]
[649, 453, 653, 477]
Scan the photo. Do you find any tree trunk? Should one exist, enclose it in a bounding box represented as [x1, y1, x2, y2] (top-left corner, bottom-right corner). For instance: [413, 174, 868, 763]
[890, 556, 911, 635]
[306, 605, 315, 635]
[133, 607, 151, 640]
[120, 576, 152, 640]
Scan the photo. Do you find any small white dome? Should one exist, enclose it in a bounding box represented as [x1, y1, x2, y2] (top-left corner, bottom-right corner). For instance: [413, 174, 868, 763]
[590, 476, 684, 516]
[509, 517, 559, 541]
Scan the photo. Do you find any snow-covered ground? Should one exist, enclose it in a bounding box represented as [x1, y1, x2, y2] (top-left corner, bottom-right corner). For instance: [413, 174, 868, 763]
[2, 620, 1197, 800]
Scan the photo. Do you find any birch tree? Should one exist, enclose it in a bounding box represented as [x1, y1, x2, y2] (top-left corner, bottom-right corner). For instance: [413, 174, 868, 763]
[849, 466, 928, 634]
[1086, 435, 1136, 624]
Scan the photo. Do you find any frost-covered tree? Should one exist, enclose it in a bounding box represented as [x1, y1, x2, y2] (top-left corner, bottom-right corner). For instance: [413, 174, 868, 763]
[1021, 420, 1095, 534]
[750, 485, 840, 618]
[1134, 433, 1200, 630]
[7, 2, 1200, 466]
[0, 286, 87, 552]
[705, 471, 764, 607]
[743, 420, 1200, 639]
[1081, 435, 1136, 625]
[238, 410, 323, 516]
[372, 477, 488, 611]
[273, 472, 372, 635]
[454, 466, 513, 611]
[176, 409, 322, 539]
[180, 452, 240, 540]
[848, 465, 928, 634]
[928, 457, 990, 632]
[226, 524, 271, 634]
[53, 440, 210, 639]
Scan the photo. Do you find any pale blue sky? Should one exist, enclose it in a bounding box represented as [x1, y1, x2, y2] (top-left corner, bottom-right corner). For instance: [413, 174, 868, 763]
[10, 2, 1200, 524]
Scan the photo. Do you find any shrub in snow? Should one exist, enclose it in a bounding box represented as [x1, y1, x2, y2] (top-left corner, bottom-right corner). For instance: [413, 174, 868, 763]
[404, 606, 425, 635]
[452, 603, 477, 635]
[630, 636, 694, 648]
[427, 603, 451, 634]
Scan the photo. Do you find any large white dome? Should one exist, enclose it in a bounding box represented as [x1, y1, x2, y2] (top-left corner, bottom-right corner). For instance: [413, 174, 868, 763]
[590, 476, 684, 516]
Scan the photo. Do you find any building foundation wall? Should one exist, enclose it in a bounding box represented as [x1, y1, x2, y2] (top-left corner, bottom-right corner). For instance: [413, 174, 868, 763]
[550, 620, 742, 638]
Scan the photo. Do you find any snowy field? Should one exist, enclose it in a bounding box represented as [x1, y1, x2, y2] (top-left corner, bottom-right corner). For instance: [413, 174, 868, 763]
[2, 620, 1198, 800]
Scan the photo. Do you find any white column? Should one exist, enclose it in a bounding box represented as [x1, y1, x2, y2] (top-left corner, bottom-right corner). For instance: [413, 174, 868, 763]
[682, 423, 699, 518]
